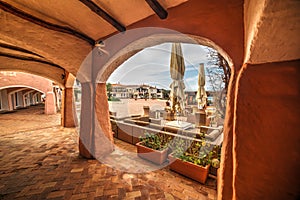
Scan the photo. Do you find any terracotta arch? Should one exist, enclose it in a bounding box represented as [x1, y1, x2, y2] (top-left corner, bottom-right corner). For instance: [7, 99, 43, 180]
[0, 72, 58, 114]
[5, 87, 42, 110]
[86, 31, 236, 200]
[0, 57, 66, 88]
[93, 31, 233, 83]
[0, 85, 44, 94]
[0, 72, 53, 93]
[77, 30, 235, 174]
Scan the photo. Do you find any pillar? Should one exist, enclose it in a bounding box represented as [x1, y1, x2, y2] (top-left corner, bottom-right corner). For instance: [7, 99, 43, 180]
[17, 91, 24, 107]
[79, 82, 114, 159]
[8, 93, 14, 111]
[61, 88, 76, 127]
[45, 91, 56, 114]
[0, 89, 9, 111]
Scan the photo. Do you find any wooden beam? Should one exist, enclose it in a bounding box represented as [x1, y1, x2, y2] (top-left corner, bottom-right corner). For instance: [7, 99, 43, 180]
[0, 43, 44, 58]
[79, 0, 126, 32]
[145, 0, 168, 19]
[0, 52, 64, 70]
[0, 1, 95, 45]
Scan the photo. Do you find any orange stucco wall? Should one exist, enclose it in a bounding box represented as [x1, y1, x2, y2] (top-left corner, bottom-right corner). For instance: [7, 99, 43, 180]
[129, 0, 244, 68]
[95, 83, 114, 156]
[233, 60, 300, 199]
[61, 88, 76, 127]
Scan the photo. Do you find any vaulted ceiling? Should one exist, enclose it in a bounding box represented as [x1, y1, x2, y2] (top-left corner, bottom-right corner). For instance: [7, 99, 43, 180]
[0, 0, 187, 81]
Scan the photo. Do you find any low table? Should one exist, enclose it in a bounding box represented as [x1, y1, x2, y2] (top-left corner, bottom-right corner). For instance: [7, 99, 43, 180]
[165, 120, 193, 130]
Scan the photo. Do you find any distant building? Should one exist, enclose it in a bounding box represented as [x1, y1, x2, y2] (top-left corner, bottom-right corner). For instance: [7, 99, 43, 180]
[111, 83, 130, 98]
[110, 83, 164, 99]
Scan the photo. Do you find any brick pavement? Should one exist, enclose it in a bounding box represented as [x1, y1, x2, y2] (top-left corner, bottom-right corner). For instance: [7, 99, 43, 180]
[0, 106, 217, 200]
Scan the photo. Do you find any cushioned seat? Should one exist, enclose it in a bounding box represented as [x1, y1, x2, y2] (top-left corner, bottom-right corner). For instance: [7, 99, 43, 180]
[205, 126, 223, 141]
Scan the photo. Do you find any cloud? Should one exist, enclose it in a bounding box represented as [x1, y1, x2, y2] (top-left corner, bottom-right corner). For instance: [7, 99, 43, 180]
[107, 43, 212, 90]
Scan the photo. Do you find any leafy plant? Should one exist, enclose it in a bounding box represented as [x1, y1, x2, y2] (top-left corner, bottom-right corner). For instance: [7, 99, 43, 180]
[170, 137, 221, 167]
[207, 145, 221, 168]
[109, 97, 121, 101]
[139, 132, 172, 151]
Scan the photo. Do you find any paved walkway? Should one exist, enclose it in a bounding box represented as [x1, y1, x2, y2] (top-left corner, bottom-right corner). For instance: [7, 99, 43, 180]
[0, 105, 217, 200]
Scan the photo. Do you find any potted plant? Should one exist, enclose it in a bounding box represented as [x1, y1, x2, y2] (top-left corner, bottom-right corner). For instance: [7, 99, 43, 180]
[168, 138, 211, 184]
[136, 132, 172, 165]
[208, 145, 221, 176]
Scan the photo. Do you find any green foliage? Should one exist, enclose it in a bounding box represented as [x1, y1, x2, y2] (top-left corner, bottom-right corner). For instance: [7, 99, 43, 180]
[106, 83, 112, 92]
[170, 137, 221, 167]
[162, 89, 170, 99]
[108, 97, 121, 101]
[208, 145, 221, 168]
[106, 83, 112, 100]
[139, 132, 172, 151]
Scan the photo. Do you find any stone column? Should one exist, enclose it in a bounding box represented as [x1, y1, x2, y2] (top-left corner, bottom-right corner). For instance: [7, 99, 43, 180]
[45, 91, 56, 114]
[61, 88, 76, 127]
[79, 82, 93, 158]
[8, 93, 14, 110]
[0, 89, 9, 111]
[79, 82, 114, 159]
[17, 91, 24, 107]
[95, 83, 114, 156]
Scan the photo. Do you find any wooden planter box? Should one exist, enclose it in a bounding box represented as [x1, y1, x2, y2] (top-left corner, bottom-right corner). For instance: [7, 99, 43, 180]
[136, 142, 168, 165]
[168, 154, 210, 184]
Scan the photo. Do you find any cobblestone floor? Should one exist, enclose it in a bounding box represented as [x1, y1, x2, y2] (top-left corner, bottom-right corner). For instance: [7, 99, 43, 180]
[0, 105, 217, 200]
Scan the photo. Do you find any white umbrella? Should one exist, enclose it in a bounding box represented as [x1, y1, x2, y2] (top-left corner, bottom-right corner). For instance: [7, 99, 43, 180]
[196, 63, 207, 109]
[169, 43, 186, 114]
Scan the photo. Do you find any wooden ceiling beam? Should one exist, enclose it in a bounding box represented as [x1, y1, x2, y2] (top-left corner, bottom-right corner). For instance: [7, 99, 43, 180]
[0, 52, 64, 70]
[0, 1, 95, 45]
[79, 0, 126, 32]
[145, 0, 168, 19]
[0, 43, 44, 58]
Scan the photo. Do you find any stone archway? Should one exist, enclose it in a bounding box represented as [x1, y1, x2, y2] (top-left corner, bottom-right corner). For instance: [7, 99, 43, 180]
[77, 30, 235, 190]
[0, 72, 58, 114]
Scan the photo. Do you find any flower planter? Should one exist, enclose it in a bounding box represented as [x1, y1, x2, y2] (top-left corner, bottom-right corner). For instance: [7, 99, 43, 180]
[136, 142, 168, 165]
[168, 154, 210, 184]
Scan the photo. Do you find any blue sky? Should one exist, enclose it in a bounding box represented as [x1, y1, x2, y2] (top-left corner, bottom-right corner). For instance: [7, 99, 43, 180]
[107, 43, 212, 91]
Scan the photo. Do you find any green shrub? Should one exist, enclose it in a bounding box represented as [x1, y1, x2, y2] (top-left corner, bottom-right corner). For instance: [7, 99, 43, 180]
[139, 132, 172, 151]
[170, 137, 221, 167]
[108, 97, 121, 101]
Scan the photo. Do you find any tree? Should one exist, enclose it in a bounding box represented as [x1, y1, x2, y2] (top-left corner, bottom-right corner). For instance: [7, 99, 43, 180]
[162, 89, 170, 100]
[206, 48, 231, 119]
[106, 83, 112, 101]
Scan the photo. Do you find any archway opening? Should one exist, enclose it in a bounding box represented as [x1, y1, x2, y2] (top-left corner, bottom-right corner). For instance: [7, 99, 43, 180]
[74, 30, 233, 195]
[103, 41, 231, 188]
[0, 71, 63, 120]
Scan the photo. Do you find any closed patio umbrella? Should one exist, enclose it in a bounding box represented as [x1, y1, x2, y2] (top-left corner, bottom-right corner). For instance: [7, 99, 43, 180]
[196, 63, 207, 109]
[169, 43, 186, 114]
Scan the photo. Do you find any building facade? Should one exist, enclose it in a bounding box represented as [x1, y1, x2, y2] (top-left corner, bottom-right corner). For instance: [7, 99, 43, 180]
[110, 83, 164, 99]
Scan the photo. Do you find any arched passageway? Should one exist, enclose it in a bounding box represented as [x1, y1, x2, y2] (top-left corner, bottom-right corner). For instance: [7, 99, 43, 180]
[0, 72, 60, 114]
[0, 0, 299, 199]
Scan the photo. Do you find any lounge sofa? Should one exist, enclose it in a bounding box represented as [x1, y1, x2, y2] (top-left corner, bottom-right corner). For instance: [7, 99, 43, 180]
[110, 115, 223, 146]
